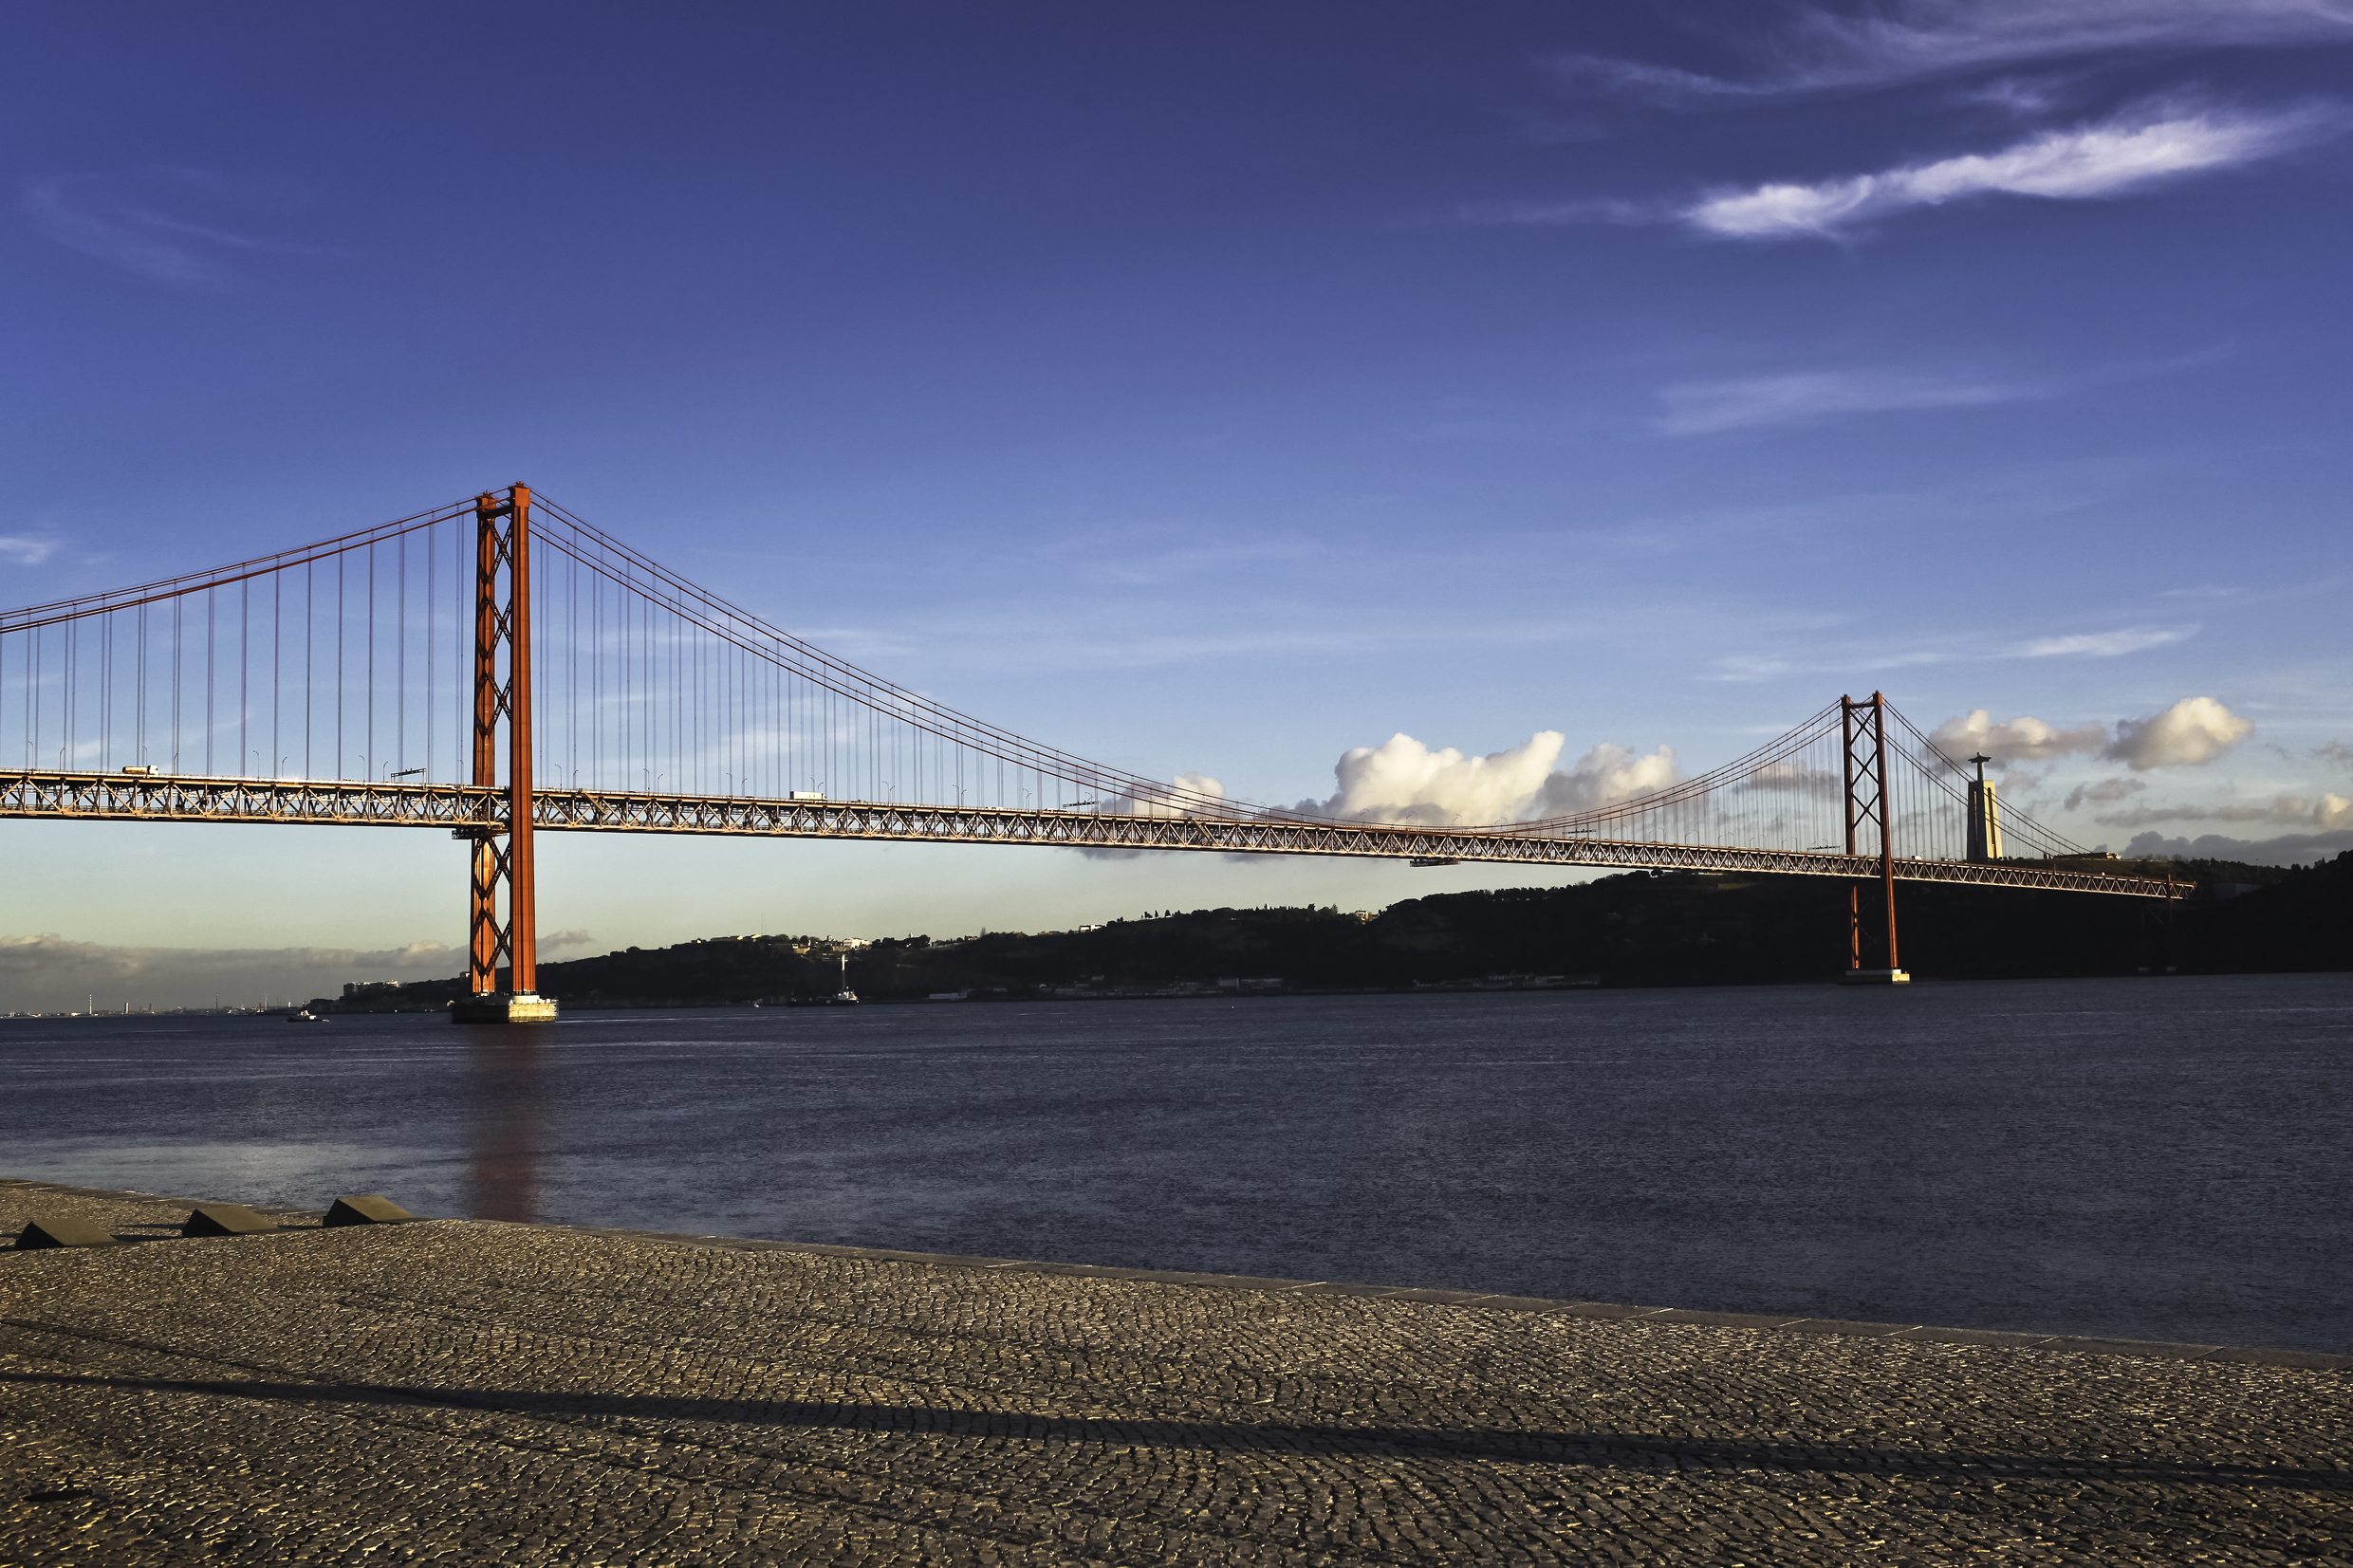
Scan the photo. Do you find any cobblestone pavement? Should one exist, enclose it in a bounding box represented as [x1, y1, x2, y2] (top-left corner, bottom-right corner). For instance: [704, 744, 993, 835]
[2, 1180, 2346, 1566]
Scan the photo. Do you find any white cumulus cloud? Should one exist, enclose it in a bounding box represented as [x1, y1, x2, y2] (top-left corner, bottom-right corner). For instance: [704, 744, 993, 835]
[1293, 732, 1677, 826]
[1684, 104, 2335, 240]
[2103, 695, 2253, 769]
[1074, 773, 1232, 858]
[1932, 709, 2110, 761]
[0, 536, 56, 566]
[1306, 731, 1567, 826]
[1528, 743, 1682, 818]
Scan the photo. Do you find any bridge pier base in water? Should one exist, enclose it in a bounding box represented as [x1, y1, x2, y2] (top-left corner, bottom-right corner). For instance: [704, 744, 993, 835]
[1836, 968, 1911, 986]
[452, 992, 559, 1024]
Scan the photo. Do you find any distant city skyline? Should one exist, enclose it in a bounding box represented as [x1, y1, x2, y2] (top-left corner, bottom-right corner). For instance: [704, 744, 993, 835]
[5, 2, 2348, 1009]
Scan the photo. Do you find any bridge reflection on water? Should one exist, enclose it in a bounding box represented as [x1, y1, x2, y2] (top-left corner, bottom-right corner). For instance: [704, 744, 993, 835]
[464, 1028, 544, 1223]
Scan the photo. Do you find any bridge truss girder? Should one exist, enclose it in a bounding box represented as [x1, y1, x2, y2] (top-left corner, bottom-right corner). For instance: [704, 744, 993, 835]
[3, 770, 2187, 900]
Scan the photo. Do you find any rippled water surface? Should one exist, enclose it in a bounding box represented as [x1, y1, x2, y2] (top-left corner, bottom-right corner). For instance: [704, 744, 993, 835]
[7, 973, 2348, 1351]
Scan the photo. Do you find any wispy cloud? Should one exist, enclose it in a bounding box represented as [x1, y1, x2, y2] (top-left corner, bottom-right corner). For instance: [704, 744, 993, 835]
[1548, 1, 2353, 104]
[2093, 792, 2350, 829]
[1656, 370, 2041, 434]
[1542, 55, 1775, 107]
[1456, 196, 1661, 228]
[1654, 343, 2226, 434]
[1959, 74, 2089, 118]
[2017, 624, 2197, 657]
[0, 536, 58, 566]
[21, 169, 334, 286]
[0, 929, 599, 1011]
[1781, 0, 2353, 86]
[2064, 776, 2144, 810]
[1075, 535, 1320, 588]
[1684, 102, 2339, 239]
[1708, 618, 2194, 681]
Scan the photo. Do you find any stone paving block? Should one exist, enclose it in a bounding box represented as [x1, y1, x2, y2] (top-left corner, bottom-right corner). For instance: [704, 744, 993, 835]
[1896, 1325, 2062, 1348]
[2038, 1336, 2228, 1360]
[1552, 1301, 1671, 1319]
[1462, 1294, 1573, 1313]
[1178, 1272, 1327, 1293]
[1645, 1308, 1807, 1329]
[1104, 1268, 1305, 1290]
[1007, 1262, 1139, 1279]
[874, 1248, 1037, 1268]
[2201, 1345, 2353, 1370]
[1776, 1318, 1922, 1337]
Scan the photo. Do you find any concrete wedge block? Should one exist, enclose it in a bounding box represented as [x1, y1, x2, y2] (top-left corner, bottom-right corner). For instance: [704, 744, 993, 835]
[182, 1204, 278, 1238]
[14, 1216, 122, 1249]
[324, 1195, 422, 1227]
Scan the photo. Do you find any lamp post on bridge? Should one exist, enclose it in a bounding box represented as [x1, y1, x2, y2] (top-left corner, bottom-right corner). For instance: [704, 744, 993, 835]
[453, 484, 556, 1024]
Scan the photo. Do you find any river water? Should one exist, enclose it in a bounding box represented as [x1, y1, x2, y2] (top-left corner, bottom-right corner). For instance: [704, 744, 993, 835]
[5, 972, 2347, 1352]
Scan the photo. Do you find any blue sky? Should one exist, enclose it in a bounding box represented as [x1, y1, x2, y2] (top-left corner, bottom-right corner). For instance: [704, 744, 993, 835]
[5, 1, 2350, 1006]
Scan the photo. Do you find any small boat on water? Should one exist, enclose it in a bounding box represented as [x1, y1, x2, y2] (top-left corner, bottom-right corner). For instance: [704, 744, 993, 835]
[829, 953, 860, 1005]
[786, 955, 861, 1006]
[286, 1009, 328, 1024]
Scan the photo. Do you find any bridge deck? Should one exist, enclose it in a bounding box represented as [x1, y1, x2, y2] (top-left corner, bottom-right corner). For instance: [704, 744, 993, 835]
[5, 770, 2186, 897]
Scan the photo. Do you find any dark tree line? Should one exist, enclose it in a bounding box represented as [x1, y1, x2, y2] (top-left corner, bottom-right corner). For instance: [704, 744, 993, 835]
[313, 850, 2349, 1012]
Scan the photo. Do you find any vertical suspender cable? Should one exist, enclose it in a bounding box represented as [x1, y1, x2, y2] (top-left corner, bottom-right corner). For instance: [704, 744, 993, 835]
[135, 603, 146, 766]
[568, 544, 578, 788]
[398, 532, 406, 774]
[365, 542, 375, 779]
[426, 520, 435, 784]
[584, 554, 592, 789]
[271, 569, 281, 776]
[303, 560, 313, 778]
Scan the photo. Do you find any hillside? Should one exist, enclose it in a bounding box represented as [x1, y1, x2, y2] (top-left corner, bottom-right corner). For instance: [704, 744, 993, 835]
[312, 850, 2352, 1012]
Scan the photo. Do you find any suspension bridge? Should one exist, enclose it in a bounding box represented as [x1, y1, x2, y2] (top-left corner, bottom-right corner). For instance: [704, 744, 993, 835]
[3, 486, 2182, 1018]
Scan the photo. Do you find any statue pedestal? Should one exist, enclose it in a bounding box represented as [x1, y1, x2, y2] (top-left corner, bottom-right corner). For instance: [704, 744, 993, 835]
[451, 992, 559, 1024]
